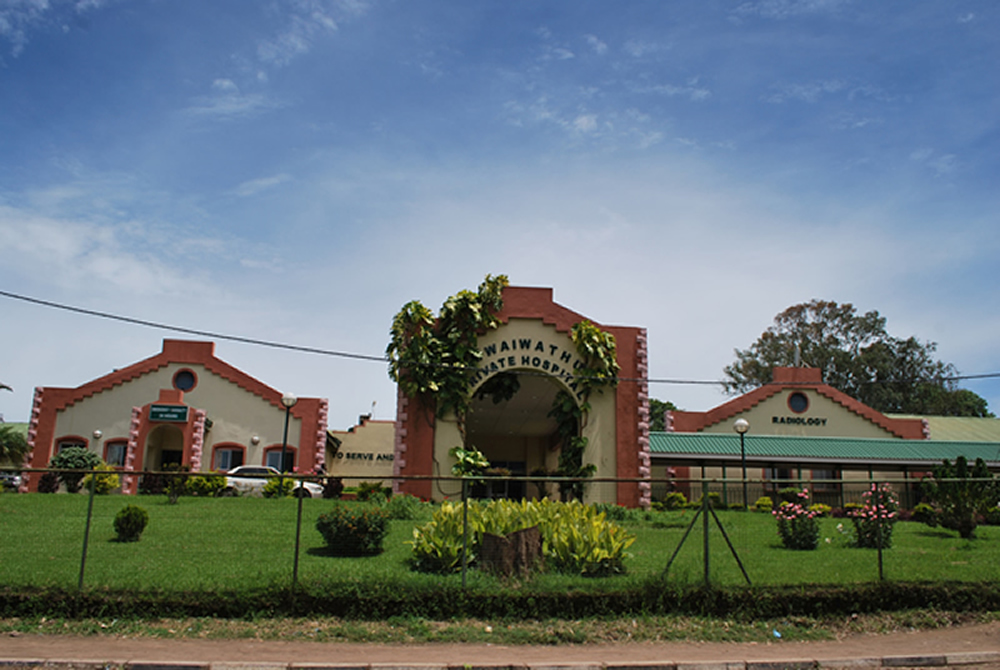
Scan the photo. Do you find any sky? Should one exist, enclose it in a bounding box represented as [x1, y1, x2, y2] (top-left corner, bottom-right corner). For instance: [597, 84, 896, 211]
[1, 0, 998, 430]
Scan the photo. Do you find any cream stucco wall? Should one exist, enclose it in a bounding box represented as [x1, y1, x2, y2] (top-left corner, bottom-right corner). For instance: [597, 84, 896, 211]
[52, 362, 300, 471]
[430, 318, 618, 504]
[327, 419, 396, 487]
[699, 389, 896, 439]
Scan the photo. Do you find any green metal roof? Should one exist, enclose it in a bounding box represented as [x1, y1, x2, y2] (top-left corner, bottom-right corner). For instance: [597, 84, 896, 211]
[649, 432, 1000, 467]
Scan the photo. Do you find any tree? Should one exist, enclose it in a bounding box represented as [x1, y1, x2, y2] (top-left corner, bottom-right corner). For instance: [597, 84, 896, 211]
[921, 456, 1000, 539]
[387, 274, 509, 441]
[649, 399, 678, 432]
[0, 424, 29, 464]
[49, 447, 103, 494]
[723, 300, 992, 417]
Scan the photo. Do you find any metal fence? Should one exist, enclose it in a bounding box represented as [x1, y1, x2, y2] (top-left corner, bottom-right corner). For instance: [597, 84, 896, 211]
[0, 468, 995, 593]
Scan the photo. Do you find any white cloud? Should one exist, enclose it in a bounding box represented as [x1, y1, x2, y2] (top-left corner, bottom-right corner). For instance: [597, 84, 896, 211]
[584, 34, 608, 55]
[633, 80, 712, 102]
[184, 87, 276, 119]
[233, 174, 293, 197]
[213, 78, 240, 93]
[0, 0, 115, 56]
[256, 0, 369, 68]
[573, 114, 597, 132]
[623, 40, 660, 58]
[910, 148, 959, 176]
[765, 79, 847, 103]
[731, 0, 852, 21]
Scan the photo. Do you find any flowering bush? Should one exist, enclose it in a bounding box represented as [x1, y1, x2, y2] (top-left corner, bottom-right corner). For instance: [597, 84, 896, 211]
[849, 483, 899, 548]
[316, 503, 389, 556]
[772, 489, 820, 550]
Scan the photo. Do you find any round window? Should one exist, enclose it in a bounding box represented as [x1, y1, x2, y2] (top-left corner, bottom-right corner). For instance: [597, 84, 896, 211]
[173, 369, 197, 392]
[788, 391, 809, 414]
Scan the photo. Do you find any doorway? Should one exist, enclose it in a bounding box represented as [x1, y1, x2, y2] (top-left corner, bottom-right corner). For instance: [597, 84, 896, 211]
[466, 373, 566, 500]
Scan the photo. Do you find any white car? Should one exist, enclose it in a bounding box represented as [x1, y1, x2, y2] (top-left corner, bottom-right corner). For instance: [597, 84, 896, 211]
[222, 465, 324, 498]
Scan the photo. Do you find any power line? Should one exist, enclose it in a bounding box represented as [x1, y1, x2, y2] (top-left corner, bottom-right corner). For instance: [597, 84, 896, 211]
[2, 288, 999, 388]
[0, 289, 386, 363]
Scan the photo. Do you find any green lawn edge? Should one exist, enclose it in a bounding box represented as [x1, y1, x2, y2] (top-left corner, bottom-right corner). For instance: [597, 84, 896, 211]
[3, 580, 1000, 620]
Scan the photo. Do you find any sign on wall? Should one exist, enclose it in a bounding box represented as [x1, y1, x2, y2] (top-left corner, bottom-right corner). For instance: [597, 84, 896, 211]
[149, 404, 189, 422]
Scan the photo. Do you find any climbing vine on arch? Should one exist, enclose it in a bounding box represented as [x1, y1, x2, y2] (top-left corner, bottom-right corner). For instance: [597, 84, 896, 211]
[386, 274, 509, 442]
[387, 279, 621, 502]
[546, 319, 620, 499]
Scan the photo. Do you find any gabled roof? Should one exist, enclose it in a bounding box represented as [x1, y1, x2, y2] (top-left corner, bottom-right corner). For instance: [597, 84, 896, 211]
[40, 339, 307, 416]
[649, 432, 1000, 468]
[496, 286, 592, 333]
[668, 367, 926, 439]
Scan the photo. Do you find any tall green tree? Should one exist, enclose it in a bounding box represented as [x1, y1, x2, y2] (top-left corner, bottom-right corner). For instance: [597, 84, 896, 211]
[0, 424, 29, 464]
[921, 456, 999, 539]
[649, 398, 678, 432]
[723, 300, 992, 417]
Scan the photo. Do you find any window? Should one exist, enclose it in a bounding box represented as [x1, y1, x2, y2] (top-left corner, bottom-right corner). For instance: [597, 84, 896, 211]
[787, 392, 809, 413]
[173, 369, 197, 392]
[265, 448, 295, 473]
[105, 441, 128, 467]
[213, 446, 245, 471]
[57, 439, 87, 452]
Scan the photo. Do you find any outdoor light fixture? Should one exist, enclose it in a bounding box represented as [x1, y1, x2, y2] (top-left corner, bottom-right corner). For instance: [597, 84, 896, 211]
[278, 393, 298, 491]
[733, 418, 750, 510]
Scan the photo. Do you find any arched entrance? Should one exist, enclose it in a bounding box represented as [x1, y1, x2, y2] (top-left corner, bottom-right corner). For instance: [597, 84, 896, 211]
[144, 424, 185, 470]
[467, 372, 567, 500]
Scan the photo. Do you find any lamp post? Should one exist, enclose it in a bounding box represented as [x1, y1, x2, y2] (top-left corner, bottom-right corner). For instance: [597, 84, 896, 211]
[278, 393, 298, 493]
[733, 418, 750, 510]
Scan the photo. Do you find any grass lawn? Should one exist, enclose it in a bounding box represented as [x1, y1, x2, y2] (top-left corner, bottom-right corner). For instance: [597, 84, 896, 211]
[2, 493, 999, 592]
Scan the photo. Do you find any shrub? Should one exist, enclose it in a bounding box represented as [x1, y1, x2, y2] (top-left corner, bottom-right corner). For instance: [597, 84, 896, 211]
[661, 491, 687, 510]
[48, 447, 103, 494]
[186, 474, 226, 497]
[316, 503, 389, 556]
[262, 477, 295, 498]
[114, 504, 149, 542]
[808, 503, 832, 517]
[36, 471, 59, 493]
[849, 483, 899, 549]
[922, 456, 1000, 539]
[753, 496, 773, 512]
[408, 498, 636, 577]
[322, 477, 344, 499]
[773, 489, 819, 550]
[778, 487, 802, 504]
[407, 500, 469, 573]
[81, 464, 120, 494]
[688, 492, 721, 509]
[912, 502, 937, 525]
[382, 493, 426, 520]
[591, 502, 633, 522]
[162, 464, 190, 504]
[356, 481, 391, 503]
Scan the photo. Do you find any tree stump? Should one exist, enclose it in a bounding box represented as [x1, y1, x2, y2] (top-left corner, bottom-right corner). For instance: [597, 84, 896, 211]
[480, 526, 543, 578]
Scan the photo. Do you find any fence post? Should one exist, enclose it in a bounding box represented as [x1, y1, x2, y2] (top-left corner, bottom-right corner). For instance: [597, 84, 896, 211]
[461, 478, 469, 589]
[78, 472, 97, 590]
[292, 491, 304, 589]
[702, 479, 710, 586]
[875, 482, 885, 581]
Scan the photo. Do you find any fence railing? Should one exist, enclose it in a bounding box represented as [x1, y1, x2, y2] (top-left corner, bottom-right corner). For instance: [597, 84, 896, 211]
[1, 468, 996, 594]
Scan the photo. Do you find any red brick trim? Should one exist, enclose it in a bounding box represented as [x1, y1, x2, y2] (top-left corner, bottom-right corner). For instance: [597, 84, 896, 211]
[667, 367, 926, 439]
